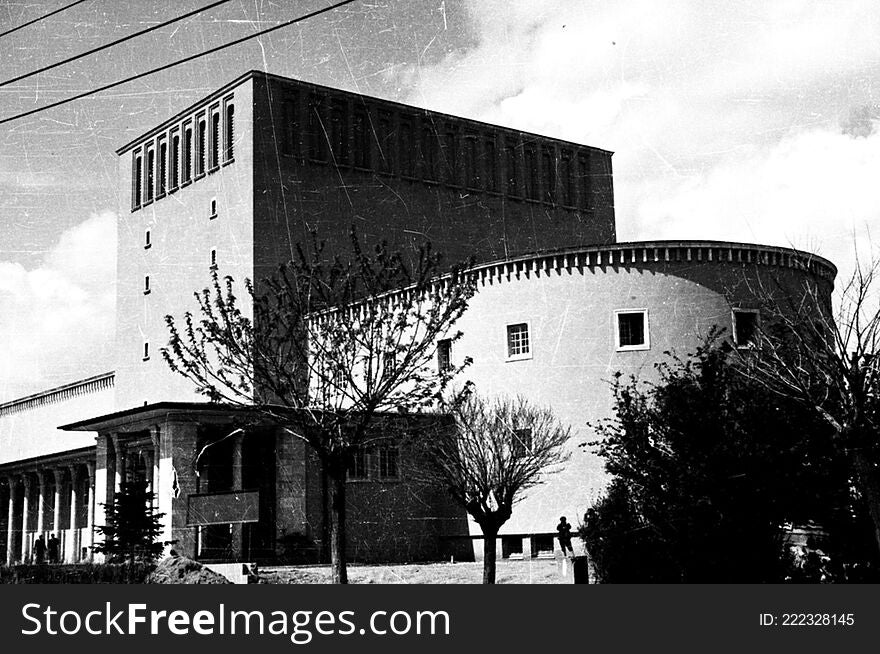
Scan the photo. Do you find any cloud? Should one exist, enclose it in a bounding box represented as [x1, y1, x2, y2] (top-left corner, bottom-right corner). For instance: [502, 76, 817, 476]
[398, 0, 880, 285]
[0, 211, 116, 402]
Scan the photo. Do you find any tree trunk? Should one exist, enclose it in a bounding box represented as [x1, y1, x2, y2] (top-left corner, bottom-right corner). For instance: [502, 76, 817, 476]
[328, 473, 348, 584]
[851, 450, 880, 556]
[482, 526, 498, 584]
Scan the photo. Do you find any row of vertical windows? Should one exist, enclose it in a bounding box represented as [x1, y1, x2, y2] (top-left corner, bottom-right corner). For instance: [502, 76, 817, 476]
[132, 96, 234, 210]
[274, 92, 596, 210]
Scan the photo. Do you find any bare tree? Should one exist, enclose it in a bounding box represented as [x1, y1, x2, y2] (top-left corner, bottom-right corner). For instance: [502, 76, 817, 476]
[419, 393, 571, 583]
[738, 257, 880, 555]
[162, 233, 475, 583]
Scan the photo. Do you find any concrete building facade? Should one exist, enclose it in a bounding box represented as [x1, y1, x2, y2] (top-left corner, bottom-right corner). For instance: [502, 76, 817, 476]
[0, 71, 836, 565]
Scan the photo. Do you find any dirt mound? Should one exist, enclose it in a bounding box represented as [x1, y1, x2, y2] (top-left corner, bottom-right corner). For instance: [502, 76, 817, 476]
[147, 555, 231, 584]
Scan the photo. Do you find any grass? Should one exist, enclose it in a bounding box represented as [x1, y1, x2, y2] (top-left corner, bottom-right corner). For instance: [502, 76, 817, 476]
[258, 558, 568, 584]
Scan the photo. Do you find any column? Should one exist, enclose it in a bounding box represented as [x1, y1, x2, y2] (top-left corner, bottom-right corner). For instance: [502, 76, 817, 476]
[93, 434, 111, 562]
[20, 474, 31, 563]
[111, 434, 127, 494]
[52, 468, 63, 543]
[150, 430, 161, 505]
[36, 471, 48, 541]
[156, 422, 198, 557]
[86, 462, 96, 561]
[231, 433, 243, 559]
[5, 478, 16, 566]
[67, 466, 80, 563]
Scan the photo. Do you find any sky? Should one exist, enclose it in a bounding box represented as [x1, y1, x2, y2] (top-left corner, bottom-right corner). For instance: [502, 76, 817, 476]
[0, 0, 878, 401]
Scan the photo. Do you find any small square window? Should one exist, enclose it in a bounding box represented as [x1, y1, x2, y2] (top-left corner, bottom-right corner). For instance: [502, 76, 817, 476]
[506, 322, 531, 360]
[615, 310, 649, 351]
[733, 309, 759, 348]
[437, 339, 452, 372]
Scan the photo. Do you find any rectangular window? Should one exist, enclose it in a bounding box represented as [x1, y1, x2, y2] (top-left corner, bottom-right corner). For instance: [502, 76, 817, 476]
[505, 141, 519, 196]
[330, 99, 347, 165]
[210, 249, 217, 267]
[531, 534, 554, 558]
[502, 536, 524, 559]
[484, 140, 497, 192]
[437, 339, 452, 372]
[378, 111, 392, 173]
[444, 129, 458, 185]
[282, 99, 297, 156]
[224, 100, 235, 162]
[506, 322, 531, 360]
[524, 146, 538, 200]
[382, 351, 397, 372]
[577, 153, 591, 210]
[143, 342, 150, 361]
[196, 116, 206, 176]
[347, 447, 368, 480]
[399, 119, 413, 177]
[352, 109, 369, 168]
[560, 151, 573, 206]
[465, 136, 479, 189]
[377, 445, 399, 480]
[132, 152, 142, 209]
[308, 95, 326, 162]
[616, 310, 649, 350]
[144, 229, 151, 249]
[512, 428, 533, 457]
[210, 108, 220, 170]
[542, 147, 556, 204]
[145, 146, 155, 202]
[209, 198, 217, 219]
[733, 309, 759, 347]
[144, 275, 151, 294]
[157, 138, 167, 197]
[170, 131, 180, 191]
[183, 126, 193, 182]
[422, 126, 437, 181]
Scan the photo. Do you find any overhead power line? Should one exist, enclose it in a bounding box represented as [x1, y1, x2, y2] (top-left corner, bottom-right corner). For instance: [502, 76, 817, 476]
[0, 0, 360, 127]
[1, 0, 235, 88]
[0, 0, 91, 39]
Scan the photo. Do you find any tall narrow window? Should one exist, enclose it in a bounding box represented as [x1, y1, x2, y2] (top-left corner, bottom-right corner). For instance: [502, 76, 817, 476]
[444, 129, 457, 185]
[353, 109, 369, 168]
[158, 139, 167, 197]
[144, 229, 151, 249]
[524, 146, 538, 200]
[308, 96, 326, 162]
[282, 99, 297, 156]
[485, 140, 497, 192]
[560, 151, 573, 206]
[170, 133, 180, 191]
[437, 339, 451, 372]
[144, 275, 151, 294]
[224, 102, 235, 161]
[330, 99, 347, 165]
[143, 342, 150, 361]
[132, 152, 142, 209]
[210, 109, 220, 170]
[196, 116, 206, 176]
[505, 141, 518, 196]
[210, 249, 217, 267]
[183, 126, 193, 183]
[733, 309, 759, 347]
[399, 120, 413, 177]
[378, 112, 392, 173]
[465, 136, 479, 188]
[209, 198, 217, 219]
[542, 147, 556, 204]
[145, 147, 155, 202]
[377, 445, 399, 479]
[577, 153, 591, 210]
[422, 126, 436, 181]
[347, 447, 368, 480]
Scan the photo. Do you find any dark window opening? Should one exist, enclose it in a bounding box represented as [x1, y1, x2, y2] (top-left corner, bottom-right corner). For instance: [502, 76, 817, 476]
[353, 110, 370, 168]
[505, 141, 518, 196]
[399, 120, 413, 177]
[282, 100, 297, 156]
[377, 445, 398, 479]
[733, 311, 759, 347]
[210, 111, 220, 169]
[617, 312, 647, 349]
[485, 140, 497, 192]
[578, 154, 591, 210]
[561, 152, 573, 206]
[502, 536, 524, 559]
[444, 130, 458, 185]
[144, 275, 151, 294]
[170, 135, 180, 190]
[133, 155, 142, 207]
[378, 112, 392, 173]
[347, 447, 368, 480]
[225, 103, 235, 161]
[422, 127, 437, 181]
[329, 100, 347, 165]
[146, 148, 155, 201]
[144, 229, 151, 249]
[158, 141, 167, 196]
[524, 147, 538, 200]
[437, 339, 452, 372]
[542, 148, 556, 204]
[183, 128, 193, 182]
[143, 342, 150, 361]
[465, 136, 479, 188]
[196, 118, 206, 176]
[308, 97, 327, 162]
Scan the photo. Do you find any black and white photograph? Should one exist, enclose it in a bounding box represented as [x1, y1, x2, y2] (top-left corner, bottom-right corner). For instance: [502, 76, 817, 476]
[0, 1, 879, 645]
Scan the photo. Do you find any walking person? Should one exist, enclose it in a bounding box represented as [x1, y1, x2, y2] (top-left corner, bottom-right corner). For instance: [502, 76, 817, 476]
[47, 533, 60, 564]
[34, 535, 47, 564]
[557, 516, 574, 557]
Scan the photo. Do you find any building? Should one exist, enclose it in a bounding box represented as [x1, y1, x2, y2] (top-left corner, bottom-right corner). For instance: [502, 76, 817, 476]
[0, 71, 836, 566]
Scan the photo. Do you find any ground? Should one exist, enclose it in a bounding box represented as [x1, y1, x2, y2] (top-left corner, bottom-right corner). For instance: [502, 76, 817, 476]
[257, 558, 569, 584]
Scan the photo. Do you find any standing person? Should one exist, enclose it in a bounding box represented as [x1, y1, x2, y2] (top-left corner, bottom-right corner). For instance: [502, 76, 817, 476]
[34, 535, 47, 564]
[47, 533, 60, 564]
[557, 516, 574, 557]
